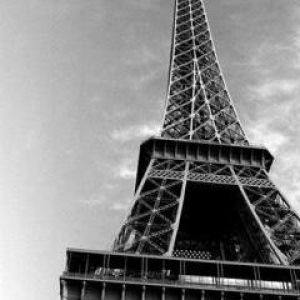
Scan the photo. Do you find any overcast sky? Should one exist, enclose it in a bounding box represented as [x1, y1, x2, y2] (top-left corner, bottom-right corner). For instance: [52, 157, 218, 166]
[1, 0, 300, 299]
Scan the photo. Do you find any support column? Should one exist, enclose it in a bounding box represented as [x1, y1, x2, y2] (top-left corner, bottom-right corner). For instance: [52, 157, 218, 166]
[167, 162, 190, 255]
[60, 280, 68, 300]
[80, 281, 86, 300]
[181, 289, 185, 300]
[229, 165, 286, 265]
[141, 286, 146, 300]
[113, 159, 155, 251]
[100, 283, 106, 300]
[121, 284, 126, 300]
[161, 287, 165, 300]
[201, 290, 205, 300]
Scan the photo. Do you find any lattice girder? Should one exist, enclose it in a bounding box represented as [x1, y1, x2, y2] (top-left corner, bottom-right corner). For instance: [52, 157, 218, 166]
[161, 0, 248, 144]
[241, 184, 300, 264]
[114, 147, 300, 265]
[114, 159, 186, 255]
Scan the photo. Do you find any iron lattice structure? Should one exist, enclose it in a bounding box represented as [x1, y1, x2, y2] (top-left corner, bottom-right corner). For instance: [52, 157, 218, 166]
[161, 0, 247, 144]
[113, 0, 300, 266]
[61, 1, 300, 299]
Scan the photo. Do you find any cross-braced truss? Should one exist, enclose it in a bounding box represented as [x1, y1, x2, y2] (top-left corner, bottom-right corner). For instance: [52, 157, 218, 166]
[114, 159, 186, 255]
[161, 0, 248, 144]
[114, 159, 300, 265]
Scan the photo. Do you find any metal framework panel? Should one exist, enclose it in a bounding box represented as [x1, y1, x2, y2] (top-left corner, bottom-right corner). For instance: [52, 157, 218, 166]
[114, 153, 300, 265]
[161, 0, 248, 144]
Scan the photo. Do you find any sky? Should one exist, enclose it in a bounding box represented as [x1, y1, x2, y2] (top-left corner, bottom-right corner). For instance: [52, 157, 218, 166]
[1, 0, 300, 299]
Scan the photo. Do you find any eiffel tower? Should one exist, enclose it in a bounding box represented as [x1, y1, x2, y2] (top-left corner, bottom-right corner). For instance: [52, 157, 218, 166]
[60, 1, 300, 299]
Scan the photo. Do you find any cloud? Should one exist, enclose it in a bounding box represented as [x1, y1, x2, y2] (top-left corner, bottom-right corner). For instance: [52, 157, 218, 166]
[126, 0, 161, 10]
[270, 151, 300, 211]
[89, 96, 102, 103]
[80, 194, 107, 207]
[131, 68, 161, 91]
[248, 120, 288, 153]
[124, 49, 165, 91]
[111, 123, 160, 142]
[291, 6, 300, 68]
[114, 156, 137, 180]
[122, 42, 168, 91]
[112, 200, 131, 211]
[117, 163, 136, 180]
[253, 79, 299, 100]
[124, 46, 160, 67]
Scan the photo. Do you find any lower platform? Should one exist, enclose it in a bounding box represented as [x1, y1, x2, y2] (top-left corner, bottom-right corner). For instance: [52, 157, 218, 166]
[135, 137, 273, 190]
[60, 249, 300, 300]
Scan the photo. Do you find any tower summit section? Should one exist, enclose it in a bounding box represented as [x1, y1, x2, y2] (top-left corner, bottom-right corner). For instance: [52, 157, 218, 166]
[161, 0, 247, 144]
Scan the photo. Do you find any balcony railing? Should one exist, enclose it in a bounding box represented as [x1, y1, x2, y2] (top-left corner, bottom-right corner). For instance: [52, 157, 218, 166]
[62, 270, 298, 295]
[61, 249, 300, 296]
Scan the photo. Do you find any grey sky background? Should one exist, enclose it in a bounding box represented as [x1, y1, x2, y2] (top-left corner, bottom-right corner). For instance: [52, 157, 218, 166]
[1, 0, 300, 299]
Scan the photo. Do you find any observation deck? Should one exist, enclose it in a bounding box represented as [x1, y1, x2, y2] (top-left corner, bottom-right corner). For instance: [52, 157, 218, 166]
[60, 249, 300, 300]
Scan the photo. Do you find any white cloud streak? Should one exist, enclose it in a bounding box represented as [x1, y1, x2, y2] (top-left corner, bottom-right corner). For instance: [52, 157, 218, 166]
[114, 156, 137, 180]
[126, 0, 161, 10]
[253, 79, 299, 100]
[117, 164, 136, 179]
[112, 200, 131, 211]
[111, 123, 160, 142]
[80, 194, 107, 207]
[248, 121, 288, 153]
